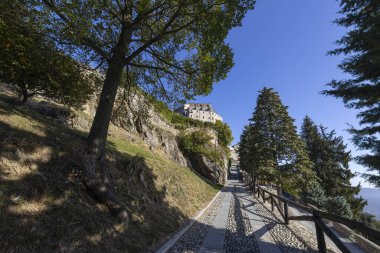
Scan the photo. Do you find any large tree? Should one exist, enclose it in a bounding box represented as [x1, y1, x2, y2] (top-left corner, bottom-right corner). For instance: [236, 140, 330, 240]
[241, 88, 315, 196]
[33, 0, 255, 222]
[301, 116, 366, 218]
[239, 124, 255, 177]
[0, 0, 92, 106]
[323, 0, 380, 187]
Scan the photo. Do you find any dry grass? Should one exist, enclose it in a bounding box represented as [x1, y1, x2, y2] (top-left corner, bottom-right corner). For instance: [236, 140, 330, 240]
[0, 98, 218, 252]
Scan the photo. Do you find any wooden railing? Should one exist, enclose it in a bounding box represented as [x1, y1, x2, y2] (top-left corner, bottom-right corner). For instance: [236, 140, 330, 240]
[248, 179, 380, 253]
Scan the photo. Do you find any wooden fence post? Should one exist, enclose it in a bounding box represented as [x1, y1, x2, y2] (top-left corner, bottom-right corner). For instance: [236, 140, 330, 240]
[284, 202, 289, 225]
[271, 196, 274, 211]
[263, 191, 266, 203]
[314, 211, 327, 253]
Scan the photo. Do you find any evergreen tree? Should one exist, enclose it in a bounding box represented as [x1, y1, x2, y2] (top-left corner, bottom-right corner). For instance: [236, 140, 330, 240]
[243, 88, 315, 195]
[301, 116, 367, 218]
[322, 0, 380, 187]
[325, 196, 353, 219]
[239, 124, 255, 175]
[305, 181, 327, 209]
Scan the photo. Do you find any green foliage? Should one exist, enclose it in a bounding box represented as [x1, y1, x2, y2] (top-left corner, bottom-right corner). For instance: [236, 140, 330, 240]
[0, 0, 93, 107]
[325, 196, 353, 219]
[214, 120, 234, 148]
[358, 212, 380, 231]
[301, 116, 367, 218]
[228, 159, 232, 169]
[323, 0, 380, 187]
[179, 130, 223, 166]
[32, 0, 255, 175]
[305, 181, 354, 218]
[239, 88, 315, 195]
[239, 124, 255, 174]
[146, 93, 232, 140]
[179, 131, 212, 155]
[305, 181, 327, 209]
[34, 0, 255, 106]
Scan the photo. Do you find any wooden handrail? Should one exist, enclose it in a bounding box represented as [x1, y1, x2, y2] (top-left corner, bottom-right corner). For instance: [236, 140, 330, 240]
[243, 172, 380, 253]
[255, 184, 380, 239]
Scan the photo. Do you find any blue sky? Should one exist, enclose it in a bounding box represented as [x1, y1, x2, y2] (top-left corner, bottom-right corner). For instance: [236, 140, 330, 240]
[193, 0, 374, 188]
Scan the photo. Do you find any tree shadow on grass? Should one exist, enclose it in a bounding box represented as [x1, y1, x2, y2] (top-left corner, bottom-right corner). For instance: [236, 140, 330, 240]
[0, 99, 187, 252]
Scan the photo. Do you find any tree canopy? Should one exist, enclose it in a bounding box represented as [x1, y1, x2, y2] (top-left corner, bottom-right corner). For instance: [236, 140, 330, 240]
[0, 0, 93, 107]
[323, 0, 380, 187]
[33, 0, 255, 158]
[214, 120, 233, 148]
[30, 0, 255, 222]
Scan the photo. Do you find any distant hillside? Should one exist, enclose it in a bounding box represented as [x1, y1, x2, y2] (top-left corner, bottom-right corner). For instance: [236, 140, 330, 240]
[360, 188, 380, 219]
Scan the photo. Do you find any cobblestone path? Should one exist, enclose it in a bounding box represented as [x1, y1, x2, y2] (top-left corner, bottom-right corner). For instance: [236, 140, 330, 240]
[160, 166, 358, 253]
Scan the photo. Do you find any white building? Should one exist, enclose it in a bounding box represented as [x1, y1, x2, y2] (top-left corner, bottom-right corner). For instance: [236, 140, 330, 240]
[175, 103, 223, 123]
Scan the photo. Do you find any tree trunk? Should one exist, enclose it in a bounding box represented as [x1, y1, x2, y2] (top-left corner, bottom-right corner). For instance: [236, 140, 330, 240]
[81, 58, 128, 225]
[88, 58, 124, 164]
[276, 180, 283, 209]
[20, 81, 29, 105]
[21, 93, 29, 105]
[84, 24, 133, 226]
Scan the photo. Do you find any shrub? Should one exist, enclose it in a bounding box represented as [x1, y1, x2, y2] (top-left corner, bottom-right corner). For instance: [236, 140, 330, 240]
[179, 130, 212, 155]
[325, 196, 353, 219]
[179, 131, 224, 166]
[305, 181, 327, 209]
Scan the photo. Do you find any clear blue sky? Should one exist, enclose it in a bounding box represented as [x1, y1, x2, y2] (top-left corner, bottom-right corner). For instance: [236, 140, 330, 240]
[193, 0, 374, 188]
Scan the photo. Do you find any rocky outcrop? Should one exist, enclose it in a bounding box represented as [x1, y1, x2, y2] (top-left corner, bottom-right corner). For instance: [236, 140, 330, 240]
[109, 91, 188, 167]
[7, 83, 228, 183]
[187, 153, 226, 185]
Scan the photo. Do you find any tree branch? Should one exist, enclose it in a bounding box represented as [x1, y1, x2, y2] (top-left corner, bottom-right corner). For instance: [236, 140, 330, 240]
[123, 4, 183, 64]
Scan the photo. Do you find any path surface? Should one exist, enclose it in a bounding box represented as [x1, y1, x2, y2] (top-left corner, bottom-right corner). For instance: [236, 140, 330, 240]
[160, 166, 369, 253]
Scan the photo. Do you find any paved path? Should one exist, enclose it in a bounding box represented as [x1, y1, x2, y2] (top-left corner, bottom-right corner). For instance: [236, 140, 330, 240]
[159, 166, 370, 253]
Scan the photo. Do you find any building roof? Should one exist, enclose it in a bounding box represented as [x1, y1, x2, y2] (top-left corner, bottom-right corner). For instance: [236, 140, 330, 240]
[187, 103, 215, 112]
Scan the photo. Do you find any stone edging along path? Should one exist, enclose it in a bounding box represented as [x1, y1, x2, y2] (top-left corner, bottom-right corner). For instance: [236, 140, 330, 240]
[155, 189, 222, 253]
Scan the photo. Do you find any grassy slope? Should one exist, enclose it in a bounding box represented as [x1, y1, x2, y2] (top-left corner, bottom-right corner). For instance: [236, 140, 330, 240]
[0, 99, 218, 252]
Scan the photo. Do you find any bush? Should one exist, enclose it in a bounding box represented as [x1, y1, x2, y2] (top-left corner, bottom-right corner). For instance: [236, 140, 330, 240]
[358, 212, 380, 230]
[305, 181, 353, 218]
[179, 131, 224, 166]
[325, 196, 353, 219]
[179, 130, 212, 155]
[305, 181, 327, 209]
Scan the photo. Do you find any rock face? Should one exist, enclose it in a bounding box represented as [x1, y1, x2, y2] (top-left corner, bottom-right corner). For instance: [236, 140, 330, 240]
[188, 153, 226, 185]
[27, 86, 227, 182]
[110, 91, 188, 167]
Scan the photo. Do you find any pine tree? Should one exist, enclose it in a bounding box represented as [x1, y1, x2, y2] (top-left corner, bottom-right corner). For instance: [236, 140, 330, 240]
[239, 124, 253, 174]
[325, 196, 353, 219]
[305, 181, 327, 209]
[301, 116, 367, 218]
[322, 0, 380, 187]
[243, 88, 315, 195]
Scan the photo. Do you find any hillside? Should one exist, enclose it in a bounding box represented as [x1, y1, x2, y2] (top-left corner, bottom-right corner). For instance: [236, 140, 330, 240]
[0, 95, 219, 252]
[360, 188, 380, 220]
